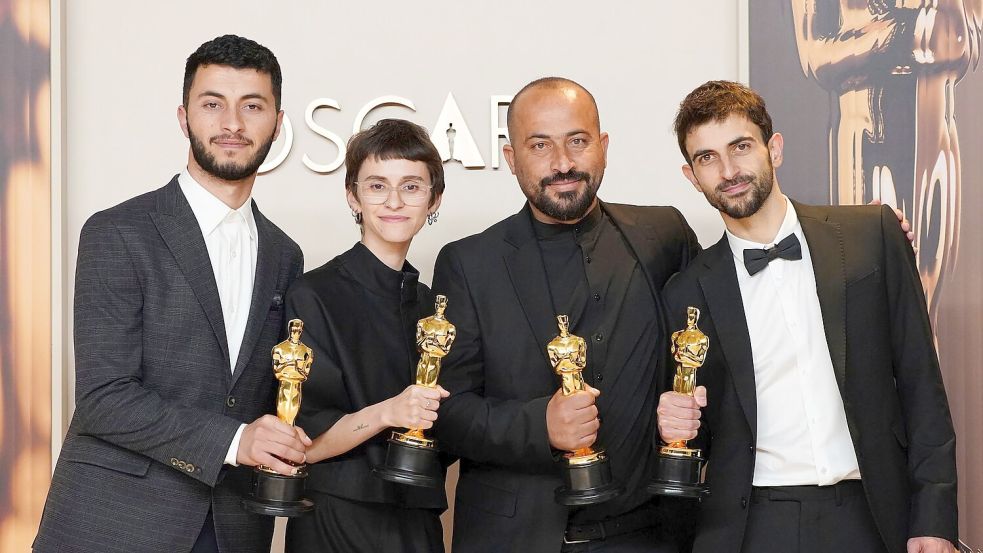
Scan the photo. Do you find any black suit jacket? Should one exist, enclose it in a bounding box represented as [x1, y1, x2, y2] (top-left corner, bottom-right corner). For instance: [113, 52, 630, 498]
[662, 202, 957, 553]
[432, 201, 699, 553]
[34, 177, 304, 553]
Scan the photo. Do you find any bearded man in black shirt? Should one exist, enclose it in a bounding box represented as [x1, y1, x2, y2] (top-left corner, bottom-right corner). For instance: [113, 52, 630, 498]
[431, 77, 700, 553]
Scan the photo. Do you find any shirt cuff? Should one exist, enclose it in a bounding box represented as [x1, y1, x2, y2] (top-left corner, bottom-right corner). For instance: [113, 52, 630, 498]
[224, 423, 247, 466]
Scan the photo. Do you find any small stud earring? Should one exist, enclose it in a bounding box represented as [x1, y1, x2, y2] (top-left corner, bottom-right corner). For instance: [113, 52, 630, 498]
[427, 211, 439, 225]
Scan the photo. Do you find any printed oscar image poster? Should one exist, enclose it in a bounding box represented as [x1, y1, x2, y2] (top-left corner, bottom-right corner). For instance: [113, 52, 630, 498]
[748, 2, 983, 550]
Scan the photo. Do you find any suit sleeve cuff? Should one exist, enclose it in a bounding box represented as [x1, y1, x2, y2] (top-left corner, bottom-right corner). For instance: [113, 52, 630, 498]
[224, 423, 247, 466]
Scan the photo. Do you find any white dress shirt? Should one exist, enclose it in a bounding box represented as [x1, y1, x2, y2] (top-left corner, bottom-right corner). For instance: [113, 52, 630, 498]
[726, 196, 861, 486]
[179, 170, 257, 466]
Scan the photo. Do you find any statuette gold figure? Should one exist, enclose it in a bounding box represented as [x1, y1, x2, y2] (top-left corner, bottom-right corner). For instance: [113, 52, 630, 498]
[648, 306, 710, 498]
[549, 314, 623, 505]
[272, 319, 315, 427]
[548, 315, 598, 462]
[374, 295, 456, 488]
[666, 307, 709, 449]
[414, 294, 456, 389]
[403, 295, 457, 445]
[241, 318, 316, 516]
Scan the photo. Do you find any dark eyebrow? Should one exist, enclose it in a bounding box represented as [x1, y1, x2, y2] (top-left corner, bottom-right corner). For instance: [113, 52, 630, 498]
[196, 91, 269, 103]
[729, 135, 755, 147]
[239, 93, 269, 103]
[197, 91, 227, 100]
[691, 135, 756, 160]
[361, 175, 425, 182]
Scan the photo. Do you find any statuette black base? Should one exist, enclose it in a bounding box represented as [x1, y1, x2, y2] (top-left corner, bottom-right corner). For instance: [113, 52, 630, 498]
[647, 449, 709, 499]
[240, 468, 315, 517]
[555, 454, 624, 506]
[373, 436, 442, 488]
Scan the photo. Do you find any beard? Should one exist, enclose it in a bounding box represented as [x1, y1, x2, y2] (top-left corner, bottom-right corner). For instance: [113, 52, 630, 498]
[704, 168, 774, 219]
[525, 168, 603, 222]
[187, 121, 275, 182]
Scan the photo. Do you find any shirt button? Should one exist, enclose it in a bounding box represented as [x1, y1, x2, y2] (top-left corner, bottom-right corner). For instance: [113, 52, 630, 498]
[231, 250, 238, 258]
[741, 497, 748, 509]
[596, 373, 604, 382]
[749, 445, 754, 454]
[226, 396, 237, 408]
[593, 293, 601, 302]
[585, 256, 592, 264]
[594, 333, 604, 342]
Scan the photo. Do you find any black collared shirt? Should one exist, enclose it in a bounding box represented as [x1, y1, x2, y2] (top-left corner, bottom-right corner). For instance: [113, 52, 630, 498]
[284, 242, 446, 509]
[532, 205, 661, 523]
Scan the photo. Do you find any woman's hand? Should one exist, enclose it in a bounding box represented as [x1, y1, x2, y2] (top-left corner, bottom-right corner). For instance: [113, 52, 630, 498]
[380, 384, 450, 430]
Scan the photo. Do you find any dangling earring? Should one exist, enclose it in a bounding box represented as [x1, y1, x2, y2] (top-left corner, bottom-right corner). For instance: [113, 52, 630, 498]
[351, 210, 362, 225]
[427, 211, 439, 225]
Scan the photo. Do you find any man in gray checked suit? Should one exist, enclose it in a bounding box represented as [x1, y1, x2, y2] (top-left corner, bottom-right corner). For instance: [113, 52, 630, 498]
[34, 35, 308, 553]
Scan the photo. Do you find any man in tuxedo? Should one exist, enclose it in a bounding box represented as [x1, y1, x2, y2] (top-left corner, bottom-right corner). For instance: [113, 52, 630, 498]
[34, 35, 308, 553]
[432, 77, 700, 552]
[656, 81, 957, 553]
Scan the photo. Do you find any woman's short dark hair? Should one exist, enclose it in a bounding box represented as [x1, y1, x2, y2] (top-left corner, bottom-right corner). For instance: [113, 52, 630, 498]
[344, 119, 445, 208]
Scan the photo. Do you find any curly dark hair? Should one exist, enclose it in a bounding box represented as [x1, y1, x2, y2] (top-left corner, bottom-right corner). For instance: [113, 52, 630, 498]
[183, 34, 282, 110]
[674, 80, 773, 164]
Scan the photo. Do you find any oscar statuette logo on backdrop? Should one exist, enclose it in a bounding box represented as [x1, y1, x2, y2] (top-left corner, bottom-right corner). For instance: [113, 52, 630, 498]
[257, 93, 515, 174]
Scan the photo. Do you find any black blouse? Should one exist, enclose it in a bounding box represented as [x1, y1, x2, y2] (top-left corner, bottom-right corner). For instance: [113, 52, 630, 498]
[284, 242, 446, 509]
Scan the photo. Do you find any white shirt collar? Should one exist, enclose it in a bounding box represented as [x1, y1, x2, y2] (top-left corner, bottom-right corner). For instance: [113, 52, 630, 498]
[726, 195, 800, 260]
[178, 169, 257, 240]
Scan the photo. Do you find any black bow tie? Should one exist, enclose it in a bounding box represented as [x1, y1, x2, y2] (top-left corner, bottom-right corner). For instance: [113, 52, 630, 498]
[743, 234, 802, 276]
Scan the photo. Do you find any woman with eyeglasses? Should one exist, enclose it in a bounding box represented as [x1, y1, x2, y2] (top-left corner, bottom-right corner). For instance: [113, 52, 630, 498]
[283, 119, 450, 553]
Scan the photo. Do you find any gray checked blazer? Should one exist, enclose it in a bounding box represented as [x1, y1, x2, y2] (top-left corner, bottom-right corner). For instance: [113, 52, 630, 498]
[34, 176, 304, 553]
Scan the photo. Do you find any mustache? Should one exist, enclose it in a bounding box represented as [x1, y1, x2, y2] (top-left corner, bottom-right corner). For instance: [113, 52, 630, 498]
[210, 134, 253, 145]
[540, 170, 591, 188]
[716, 173, 754, 192]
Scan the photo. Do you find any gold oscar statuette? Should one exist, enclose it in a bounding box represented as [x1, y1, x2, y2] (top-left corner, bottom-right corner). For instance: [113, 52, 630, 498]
[648, 306, 710, 499]
[241, 319, 315, 516]
[374, 295, 456, 488]
[550, 314, 623, 506]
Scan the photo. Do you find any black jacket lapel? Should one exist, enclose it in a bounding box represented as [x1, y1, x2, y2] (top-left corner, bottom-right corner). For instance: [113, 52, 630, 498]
[603, 202, 666, 298]
[503, 205, 564, 368]
[698, 237, 757, 438]
[150, 178, 231, 378]
[795, 202, 847, 391]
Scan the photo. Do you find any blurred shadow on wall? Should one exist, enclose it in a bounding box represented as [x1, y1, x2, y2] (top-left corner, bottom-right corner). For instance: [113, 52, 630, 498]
[0, 0, 52, 549]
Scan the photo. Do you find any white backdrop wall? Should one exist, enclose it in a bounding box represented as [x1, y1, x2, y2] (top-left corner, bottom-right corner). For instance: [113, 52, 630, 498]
[64, 0, 738, 415]
[62, 1, 738, 548]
